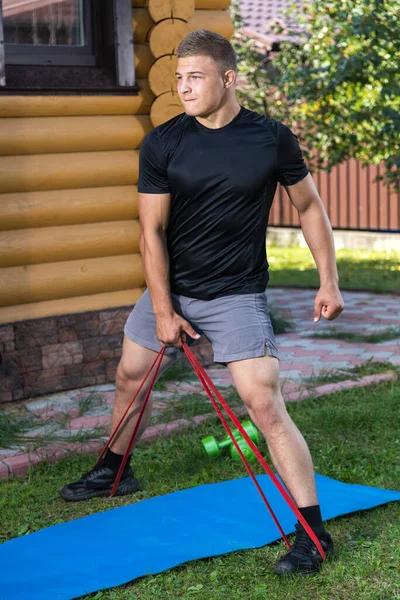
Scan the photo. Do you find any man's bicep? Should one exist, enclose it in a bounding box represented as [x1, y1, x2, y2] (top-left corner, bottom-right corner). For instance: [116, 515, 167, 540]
[138, 192, 172, 233]
[284, 173, 322, 213]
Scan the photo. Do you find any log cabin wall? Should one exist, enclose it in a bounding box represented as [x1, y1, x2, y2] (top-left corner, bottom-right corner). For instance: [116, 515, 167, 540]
[0, 0, 233, 403]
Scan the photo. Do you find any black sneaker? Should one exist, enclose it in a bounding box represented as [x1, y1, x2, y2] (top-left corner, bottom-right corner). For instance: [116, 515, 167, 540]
[273, 524, 334, 575]
[59, 458, 140, 502]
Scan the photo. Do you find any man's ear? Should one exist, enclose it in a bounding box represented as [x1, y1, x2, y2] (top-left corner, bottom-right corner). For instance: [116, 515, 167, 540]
[224, 69, 236, 88]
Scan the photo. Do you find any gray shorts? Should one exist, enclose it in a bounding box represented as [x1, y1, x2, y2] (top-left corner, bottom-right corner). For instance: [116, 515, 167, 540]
[124, 290, 279, 364]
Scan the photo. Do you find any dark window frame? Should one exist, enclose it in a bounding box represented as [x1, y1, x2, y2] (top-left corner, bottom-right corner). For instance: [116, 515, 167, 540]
[0, 0, 137, 94]
[0, 1, 5, 86]
[4, 0, 96, 66]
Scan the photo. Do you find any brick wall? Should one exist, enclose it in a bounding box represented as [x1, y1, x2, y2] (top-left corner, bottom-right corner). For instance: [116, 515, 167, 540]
[0, 307, 214, 404]
[0, 307, 132, 404]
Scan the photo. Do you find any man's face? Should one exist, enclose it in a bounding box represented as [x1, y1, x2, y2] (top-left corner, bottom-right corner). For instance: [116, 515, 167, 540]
[176, 55, 225, 117]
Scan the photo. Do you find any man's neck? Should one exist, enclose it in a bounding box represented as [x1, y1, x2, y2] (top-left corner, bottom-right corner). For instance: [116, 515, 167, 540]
[194, 101, 241, 130]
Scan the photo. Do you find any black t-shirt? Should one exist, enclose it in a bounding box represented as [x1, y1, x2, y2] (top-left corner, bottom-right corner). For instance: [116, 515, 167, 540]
[138, 106, 308, 300]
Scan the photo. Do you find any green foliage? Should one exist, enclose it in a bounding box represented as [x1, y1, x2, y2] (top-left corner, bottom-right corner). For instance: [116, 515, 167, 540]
[0, 412, 36, 449]
[230, 0, 286, 120]
[231, 0, 400, 189]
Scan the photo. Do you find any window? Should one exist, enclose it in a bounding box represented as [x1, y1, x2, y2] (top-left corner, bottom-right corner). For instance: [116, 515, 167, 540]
[0, 0, 137, 92]
[3, 0, 96, 66]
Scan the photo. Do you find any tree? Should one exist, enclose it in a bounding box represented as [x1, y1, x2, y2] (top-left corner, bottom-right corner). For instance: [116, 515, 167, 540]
[231, 0, 400, 189]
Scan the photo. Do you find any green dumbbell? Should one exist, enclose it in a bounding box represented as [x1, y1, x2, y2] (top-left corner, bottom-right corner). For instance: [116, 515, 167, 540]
[230, 436, 259, 463]
[201, 420, 259, 462]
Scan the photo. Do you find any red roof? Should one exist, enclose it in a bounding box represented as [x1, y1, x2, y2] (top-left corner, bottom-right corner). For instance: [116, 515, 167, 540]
[239, 0, 306, 46]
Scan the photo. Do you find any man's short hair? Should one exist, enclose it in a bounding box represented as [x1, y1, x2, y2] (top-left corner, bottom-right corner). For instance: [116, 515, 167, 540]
[176, 29, 237, 76]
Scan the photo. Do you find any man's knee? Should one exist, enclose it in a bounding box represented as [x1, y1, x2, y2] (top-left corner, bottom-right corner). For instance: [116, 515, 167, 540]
[241, 384, 286, 429]
[115, 347, 153, 393]
[115, 342, 176, 393]
[115, 362, 141, 391]
[240, 375, 279, 407]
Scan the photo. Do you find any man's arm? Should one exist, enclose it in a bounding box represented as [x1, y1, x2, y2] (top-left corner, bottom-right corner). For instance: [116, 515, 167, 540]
[284, 173, 344, 322]
[139, 192, 200, 346]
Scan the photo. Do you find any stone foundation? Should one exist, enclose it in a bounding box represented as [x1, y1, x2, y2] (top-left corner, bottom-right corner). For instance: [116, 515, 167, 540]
[0, 306, 214, 404]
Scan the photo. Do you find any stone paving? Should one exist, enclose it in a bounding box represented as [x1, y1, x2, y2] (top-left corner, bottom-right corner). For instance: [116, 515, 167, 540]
[1, 288, 399, 478]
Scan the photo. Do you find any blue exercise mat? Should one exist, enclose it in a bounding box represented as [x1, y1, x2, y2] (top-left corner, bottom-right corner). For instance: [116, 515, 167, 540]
[1, 474, 399, 600]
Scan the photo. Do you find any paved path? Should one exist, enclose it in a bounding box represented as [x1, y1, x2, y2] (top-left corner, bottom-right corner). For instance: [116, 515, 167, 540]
[1, 288, 398, 478]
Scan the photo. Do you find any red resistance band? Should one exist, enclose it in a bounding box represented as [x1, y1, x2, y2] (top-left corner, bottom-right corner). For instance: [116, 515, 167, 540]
[96, 348, 166, 497]
[98, 344, 325, 560]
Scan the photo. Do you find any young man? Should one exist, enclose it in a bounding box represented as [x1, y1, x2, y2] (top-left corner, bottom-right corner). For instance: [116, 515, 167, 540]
[60, 30, 344, 575]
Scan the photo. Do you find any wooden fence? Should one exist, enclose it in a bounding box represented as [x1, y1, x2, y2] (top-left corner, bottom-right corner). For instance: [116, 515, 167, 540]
[270, 158, 399, 232]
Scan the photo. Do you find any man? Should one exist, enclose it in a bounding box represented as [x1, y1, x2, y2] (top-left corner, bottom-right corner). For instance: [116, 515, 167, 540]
[60, 30, 344, 576]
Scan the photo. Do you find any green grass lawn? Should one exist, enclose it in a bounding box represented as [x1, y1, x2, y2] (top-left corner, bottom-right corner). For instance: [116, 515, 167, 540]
[1, 380, 399, 599]
[267, 246, 400, 293]
[307, 327, 400, 344]
[301, 360, 397, 389]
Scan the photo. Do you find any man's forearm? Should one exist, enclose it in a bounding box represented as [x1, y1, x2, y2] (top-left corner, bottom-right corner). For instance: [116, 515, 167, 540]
[140, 231, 174, 316]
[299, 202, 339, 286]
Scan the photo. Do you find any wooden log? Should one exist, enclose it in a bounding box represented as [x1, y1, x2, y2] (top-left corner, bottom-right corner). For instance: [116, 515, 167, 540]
[148, 10, 233, 57]
[189, 10, 234, 39]
[149, 19, 189, 59]
[0, 288, 145, 325]
[132, 8, 154, 43]
[0, 150, 139, 194]
[0, 115, 152, 156]
[150, 91, 184, 127]
[148, 54, 178, 96]
[150, 0, 194, 22]
[0, 81, 154, 117]
[134, 44, 154, 78]
[133, 0, 194, 21]
[195, 0, 230, 8]
[0, 186, 139, 231]
[0, 254, 144, 307]
[0, 221, 140, 268]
